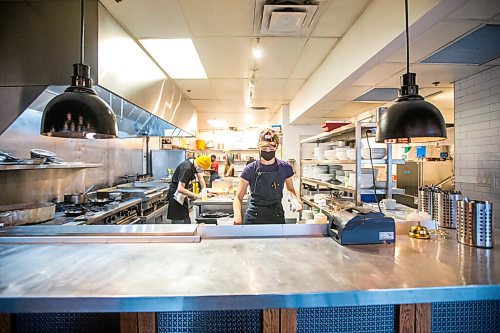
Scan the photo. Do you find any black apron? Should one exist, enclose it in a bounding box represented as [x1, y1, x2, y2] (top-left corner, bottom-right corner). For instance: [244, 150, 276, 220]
[167, 160, 195, 221]
[244, 161, 286, 224]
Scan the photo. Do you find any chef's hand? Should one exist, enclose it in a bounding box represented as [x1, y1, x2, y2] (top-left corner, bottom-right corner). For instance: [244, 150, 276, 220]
[234, 215, 242, 225]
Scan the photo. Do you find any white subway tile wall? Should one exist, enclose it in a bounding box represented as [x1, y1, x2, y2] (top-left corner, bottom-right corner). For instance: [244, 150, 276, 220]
[455, 66, 500, 230]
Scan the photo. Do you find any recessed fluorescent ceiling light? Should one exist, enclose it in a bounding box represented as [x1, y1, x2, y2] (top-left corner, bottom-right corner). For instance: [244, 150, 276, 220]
[140, 39, 207, 79]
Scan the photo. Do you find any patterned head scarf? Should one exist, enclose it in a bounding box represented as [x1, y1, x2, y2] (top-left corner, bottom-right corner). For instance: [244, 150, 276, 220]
[258, 128, 280, 149]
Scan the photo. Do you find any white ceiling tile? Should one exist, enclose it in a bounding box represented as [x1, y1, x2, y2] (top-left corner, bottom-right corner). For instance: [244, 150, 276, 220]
[252, 100, 283, 113]
[191, 100, 220, 113]
[218, 100, 248, 113]
[422, 87, 455, 109]
[178, 0, 254, 37]
[448, 0, 500, 20]
[175, 79, 216, 99]
[289, 38, 338, 79]
[194, 37, 251, 78]
[386, 20, 481, 63]
[351, 62, 406, 86]
[254, 79, 286, 100]
[211, 79, 247, 100]
[256, 37, 307, 78]
[100, 0, 191, 38]
[312, 0, 370, 37]
[283, 79, 306, 100]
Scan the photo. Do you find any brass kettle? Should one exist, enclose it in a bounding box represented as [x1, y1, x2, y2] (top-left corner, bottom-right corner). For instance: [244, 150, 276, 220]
[409, 221, 431, 239]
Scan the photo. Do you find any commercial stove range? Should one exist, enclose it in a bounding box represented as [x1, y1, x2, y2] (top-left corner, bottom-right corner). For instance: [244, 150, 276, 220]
[47, 198, 142, 225]
[115, 182, 169, 224]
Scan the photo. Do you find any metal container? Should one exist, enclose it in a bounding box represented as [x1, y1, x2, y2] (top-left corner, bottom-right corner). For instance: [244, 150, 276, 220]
[0, 202, 55, 226]
[64, 193, 88, 205]
[418, 186, 433, 215]
[431, 190, 440, 223]
[457, 200, 493, 248]
[437, 192, 462, 229]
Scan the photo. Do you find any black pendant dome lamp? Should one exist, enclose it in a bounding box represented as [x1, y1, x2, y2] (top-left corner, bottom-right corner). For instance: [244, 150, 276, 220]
[376, 0, 446, 143]
[41, 0, 117, 139]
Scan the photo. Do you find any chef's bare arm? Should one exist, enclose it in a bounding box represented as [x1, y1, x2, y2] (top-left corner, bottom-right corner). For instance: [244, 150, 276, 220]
[177, 181, 200, 199]
[196, 172, 207, 189]
[285, 176, 304, 210]
[233, 178, 249, 225]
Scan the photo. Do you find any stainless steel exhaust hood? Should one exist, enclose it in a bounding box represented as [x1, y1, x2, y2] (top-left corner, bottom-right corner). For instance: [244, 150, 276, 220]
[0, 0, 195, 138]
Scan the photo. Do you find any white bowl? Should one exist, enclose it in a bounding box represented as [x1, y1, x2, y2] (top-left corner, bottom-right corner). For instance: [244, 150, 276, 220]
[346, 148, 356, 160]
[318, 174, 335, 182]
[335, 148, 348, 160]
[361, 148, 387, 159]
[375, 181, 387, 189]
[324, 149, 336, 159]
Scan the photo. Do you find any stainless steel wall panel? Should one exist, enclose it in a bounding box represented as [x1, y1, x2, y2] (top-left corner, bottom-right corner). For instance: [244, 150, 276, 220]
[0, 110, 144, 205]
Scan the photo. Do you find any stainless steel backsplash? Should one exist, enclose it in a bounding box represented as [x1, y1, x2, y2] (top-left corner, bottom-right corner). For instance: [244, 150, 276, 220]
[0, 110, 144, 205]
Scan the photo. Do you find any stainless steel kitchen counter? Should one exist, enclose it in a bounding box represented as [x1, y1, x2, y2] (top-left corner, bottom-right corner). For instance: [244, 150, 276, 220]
[0, 228, 498, 313]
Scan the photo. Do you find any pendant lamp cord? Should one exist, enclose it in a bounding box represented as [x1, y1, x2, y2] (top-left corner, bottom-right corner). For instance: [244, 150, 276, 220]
[80, 0, 85, 64]
[405, 0, 409, 74]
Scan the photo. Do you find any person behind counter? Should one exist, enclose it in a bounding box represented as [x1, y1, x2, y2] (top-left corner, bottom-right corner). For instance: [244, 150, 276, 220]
[209, 154, 220, 183]
[167, 155, 214, 224]
[233, 128, 303, 224]
[224, 154, 235, 177]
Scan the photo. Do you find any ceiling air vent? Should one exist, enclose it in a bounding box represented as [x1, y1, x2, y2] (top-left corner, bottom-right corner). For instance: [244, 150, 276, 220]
[249, 106, 270, 112]
[257, 0, 322, 36]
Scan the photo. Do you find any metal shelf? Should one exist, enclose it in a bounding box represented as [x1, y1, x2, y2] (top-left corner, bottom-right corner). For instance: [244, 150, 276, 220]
[301, 177, 356, 193]
[0, 163, 102, 171]
[301, 197, 335, 217]
[301, 177, 405, 195]
[301, 159, 405, 165]
[300, 122, 377, 144]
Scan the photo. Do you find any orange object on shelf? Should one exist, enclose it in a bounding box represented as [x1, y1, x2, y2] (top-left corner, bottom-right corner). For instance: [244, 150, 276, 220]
[321, 121, 350, 132]
[195, 139, 206, 150]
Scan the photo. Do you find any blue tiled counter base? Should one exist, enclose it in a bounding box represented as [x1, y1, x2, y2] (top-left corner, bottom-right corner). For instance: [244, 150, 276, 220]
[297, 305, 395, 333]
[157, 310, 262, 333]
[431, 300, 500, 333]
[14, 313, 120, 333]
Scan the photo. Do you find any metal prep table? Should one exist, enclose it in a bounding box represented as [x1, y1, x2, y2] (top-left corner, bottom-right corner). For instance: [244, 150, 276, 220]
[192, 196, 248, 223]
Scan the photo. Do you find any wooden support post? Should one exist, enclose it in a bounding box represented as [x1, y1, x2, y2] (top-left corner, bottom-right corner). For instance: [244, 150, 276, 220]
[396, 303, 431, 333]
[120, 313, 138, 333]
[137, 313, 156, 333]
[397, 304, 415, 333]
[263, 309, 280, 333]
[415, 303, 431, 333]
[120, 313, 156, 333]
[263, 309, 297, 333]
[0, 314, 14, 333]
[280, 309, 297, 333]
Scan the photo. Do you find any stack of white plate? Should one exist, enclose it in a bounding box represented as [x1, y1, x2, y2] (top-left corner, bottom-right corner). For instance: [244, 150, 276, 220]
[361, 148, 387, 159]
[360, 168, 378, 188]
[302, 165, 312, 178]
[313, 165, 329, 179]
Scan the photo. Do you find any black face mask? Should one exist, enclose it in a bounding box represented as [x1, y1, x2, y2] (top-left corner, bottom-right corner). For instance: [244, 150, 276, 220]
[260, 150, 275, 161]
